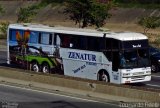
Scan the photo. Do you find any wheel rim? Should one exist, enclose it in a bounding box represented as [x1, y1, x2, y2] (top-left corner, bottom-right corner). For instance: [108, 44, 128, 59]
[32, 63, 39, 72]
[98, 72, 109, 82]
[42, 65, 49, 73]
[102, 73, 108, 82]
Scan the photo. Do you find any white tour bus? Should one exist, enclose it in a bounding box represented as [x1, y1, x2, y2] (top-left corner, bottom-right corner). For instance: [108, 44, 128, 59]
[7, 23, 151, 84]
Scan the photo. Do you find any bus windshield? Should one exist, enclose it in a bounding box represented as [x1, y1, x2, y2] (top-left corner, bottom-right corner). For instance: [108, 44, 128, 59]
[119, 49, 150, 68]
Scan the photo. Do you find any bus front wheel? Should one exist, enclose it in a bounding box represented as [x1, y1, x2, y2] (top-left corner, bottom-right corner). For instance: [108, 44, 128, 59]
[42, 63, 50, 73]
[98, 71, 110, 82]
[151, 64, 158, 73]
[31, 62, 39, 72]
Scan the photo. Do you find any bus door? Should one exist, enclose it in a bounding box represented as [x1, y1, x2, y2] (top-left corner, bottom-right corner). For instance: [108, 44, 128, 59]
[112, 51, 121, 84]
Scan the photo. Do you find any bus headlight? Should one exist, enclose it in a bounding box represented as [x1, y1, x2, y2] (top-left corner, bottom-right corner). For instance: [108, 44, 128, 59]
[158, 60, 160, 62]
[122, 73, 130, 77]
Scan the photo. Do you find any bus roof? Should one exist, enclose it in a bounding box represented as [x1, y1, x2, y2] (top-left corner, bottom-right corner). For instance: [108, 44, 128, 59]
[8, 23, 148, 41]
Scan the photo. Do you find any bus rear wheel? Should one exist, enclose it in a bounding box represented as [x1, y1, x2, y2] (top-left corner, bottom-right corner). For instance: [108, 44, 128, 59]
[31, 62, 39, 72]
[98, 71, 110, 82]
[42, 63, 50, 73]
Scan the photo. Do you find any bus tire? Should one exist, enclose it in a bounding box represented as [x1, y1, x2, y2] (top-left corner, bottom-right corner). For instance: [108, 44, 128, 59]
[151, 64, 158, 73]
[31, 61, 39, 72]
[98, 70, 110, 82]
[42, 63, 50, 73]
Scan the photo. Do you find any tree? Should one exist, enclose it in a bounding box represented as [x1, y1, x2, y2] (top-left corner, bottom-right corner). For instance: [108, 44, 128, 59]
[17, 4, 42, 23]
[0, 4, 7, 39]
[64, 0, 91, 28]
[0, 21, 9, 39]
[138, 16, 160, 34]
[64, 0, 113, 28]
[39, 0, 114, 28]
[90, 1, 113, 28]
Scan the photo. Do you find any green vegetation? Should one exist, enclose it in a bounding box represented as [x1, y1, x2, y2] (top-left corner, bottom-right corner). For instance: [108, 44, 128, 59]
[17, 4, 42, 23]
[0, 5, 7, 39]
[0, 21, 9, 39]
[138, 16, 160, 34]
[65, 0, 113, 28]
[39, 0, 114, 28]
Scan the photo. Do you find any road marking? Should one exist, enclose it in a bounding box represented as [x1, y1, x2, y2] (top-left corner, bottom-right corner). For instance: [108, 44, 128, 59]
[0, 83, 119, 107]
[146, 84, 160, 88]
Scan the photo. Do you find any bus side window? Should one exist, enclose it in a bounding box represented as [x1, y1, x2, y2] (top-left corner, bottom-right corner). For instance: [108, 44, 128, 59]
[40, 32, 50, 45]
[79, 36, 87, 50]
[71, 36, 77, 49]
[62, 36, 71, 48]
[112, 39, 119, 49]
[9, 29, 23, 41]
[106, 38, 112, 50]
[9, 29, 16, 41]
[28, 31, 38, 43]
[88, 38, 95, 50]
[54, 34, 61, 47]
[99, 38, 105, 51]
[88, 37, 101, 51]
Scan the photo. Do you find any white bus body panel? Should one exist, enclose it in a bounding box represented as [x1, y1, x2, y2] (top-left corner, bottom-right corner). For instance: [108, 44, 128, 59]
[60, 48, 151, 84]
[60, 48, 112, 80]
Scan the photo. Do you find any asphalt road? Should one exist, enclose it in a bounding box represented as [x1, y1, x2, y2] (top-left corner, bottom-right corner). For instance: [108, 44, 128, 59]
[0, 84, 120, 108]
[144, 73, 160, 89]
[0, 51, 6, 63]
